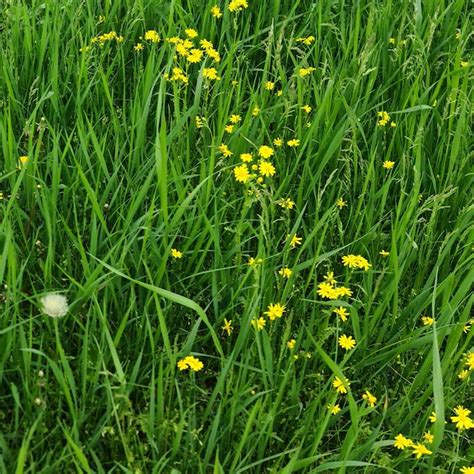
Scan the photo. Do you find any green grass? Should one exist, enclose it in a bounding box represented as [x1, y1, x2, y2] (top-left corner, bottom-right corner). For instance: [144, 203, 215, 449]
[0, 0, 473, 472]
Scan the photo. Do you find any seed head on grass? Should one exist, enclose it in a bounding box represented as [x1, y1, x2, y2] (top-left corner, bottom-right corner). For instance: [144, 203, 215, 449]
[41, 293, 69, 318]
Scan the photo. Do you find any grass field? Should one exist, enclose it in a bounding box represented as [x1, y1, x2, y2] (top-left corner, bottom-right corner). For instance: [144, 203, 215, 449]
[0, 0, 473, 472]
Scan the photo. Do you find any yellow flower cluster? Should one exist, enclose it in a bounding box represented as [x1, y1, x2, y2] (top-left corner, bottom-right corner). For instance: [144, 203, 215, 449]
[177, 355, 204, 372]
[90, 31, 124, 46]
[228, 0, 249, 13]
[377, 111, 397, 127]
[393, 434, 432, 458]
[295, 36, 315, 45]
[341, 254, 372, 271]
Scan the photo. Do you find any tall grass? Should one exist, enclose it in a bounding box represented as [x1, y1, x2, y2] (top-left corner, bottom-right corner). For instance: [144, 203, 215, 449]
[0, 0, 472, 472]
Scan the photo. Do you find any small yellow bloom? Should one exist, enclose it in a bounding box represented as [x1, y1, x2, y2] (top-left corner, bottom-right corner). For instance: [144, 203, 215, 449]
[277, 198, 295, 209]
[465, 352, 474, 370]
[222, 318, 233, 336]
[248, 257, 263, 266]
[225, 124, 234, 133]
[362, 390, 377, 407]
[211, 5, 223, 18]
[258, 160, 276, 177]
[144, 30, 160, 43]
[338, 334, 356, 351]
[411, 443, 432, 458]
[273, 137, 283, 147]
[460, 61, 469, 68]
[134, 43, 144, 52]
[229, 114, 241, 124]
[423, 431, 434, 443]
[252, 106, 260, 116]
[329, 404, 341, 415]
[429, 411, 437, 423]
[451, 405, 474, 431]
[460, 467, 474, 474]
[333, 306, 349, 322]
[187, 48, 203, 63]
[185, 28, 198, 39]
[264, 81, 275, 90]
[379, 250, 390, 257]
[298, 67, 316, 77]
[203, 67, 220, 80]
[233, 164, 251, 183]
[336, 197, 346, 209]
[240, 153, 253, 163]
[171, 248, 183, 259]
[393, 434, 413, 450]
[302, 105, 312, 113]
[383, 160, 395, 170]
[288, 234, 302, 248]
[18, 155, 29, 168]
[177, 355, 204, 372]
[258, 145, 274, 159]
[287, 139, 300, 148]
[332, 376, 350, 394]
[228, 0, 248, 12]
[218, 144, 233, 157]
[264, 303, 286, 321]
[287, 339, 296, 350]
[421, 316, 434, 326]
[278, 267, 293, 278]
[251, 317, 266, 331]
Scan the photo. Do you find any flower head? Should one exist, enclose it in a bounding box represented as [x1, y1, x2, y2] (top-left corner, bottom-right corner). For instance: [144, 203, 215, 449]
[362, 390, 377, 407]
[338, 334, 356, 351]
[211, 5, 223, 18]
[329, 404, 341, 415]
[258, 161, 276, 177]
[41, 293, 69, 318]
[234, 164, 251, 183]
[264, 303, 285, 321]
[144, 30, 160, 43]
[222, 318, 233, 336]
[287, 339, 296, 349]
[394, 434, 413, 450]
[333, 306, 349, 322]
[278, 267, 293, 278]
[177, 355, 204, 372]
[171, 248, 183, 258]
[258, 145, 274, 159]
[288, 234, 302, 248]
[450, 405, 474, 431]
[251, 317, 266, 331]
[411, 443, 432, 458]
[333, 376, 350, 394]
[383, 160, 395, 170]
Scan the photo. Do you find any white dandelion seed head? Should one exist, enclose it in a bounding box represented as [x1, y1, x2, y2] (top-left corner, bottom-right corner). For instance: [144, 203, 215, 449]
[41, 293, 69, 318]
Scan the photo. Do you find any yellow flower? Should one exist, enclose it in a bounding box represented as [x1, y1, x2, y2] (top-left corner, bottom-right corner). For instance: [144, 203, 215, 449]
[460, 467, 474, 474]
[218, 144, 233, 157]
[429, 411, 437, 423]
[187, 48, 203, 63]
[287, 339, 296, 349]
[240, 153, 253, 163]
[229, 114, 241, 124]
[264, 303, 286, 321]
[421, 316, 434, 326]
[234, 164, 251, 183]
[168, 67, 188, 84]
[273, 137, 283, 147]
[134, 43, 144, 52]
[228, 0, 248, 12]
[298, 67, 316, 77]
[302, 105, 312, 113]
[379, 250, 390, 257]
[423, 431, 434, 443]
[362, 390, 377, 407]
[248, 257, 263, 266]
[18, 155, 29, 168]
[333, 306, 349, 322]
[342, 254, 372, 271]
[393, 434, 413, 450]
[185, 28, 198, 39]
[411, 443, 432, 458]
[377, 111, 391, 126]
[144, 30, 160, 43]
[252, 106, 260, 116]
[258, 145, 274, 159]
[383, 160, 395, 169]
[332, 376, 350, 394]
[195, 116, 204, 128]
[336, 197, 346, 209]
[177, 355, 204, 372]
[465, 353, 474, 370]
[203, 67, 220, 80]
[338, 334, 356, 351]
[287, 139, 300, 147]
[388, 37, 396, 44]
[211, 5, 223, 18]
[329, 404, 341, 415]
[460, 61, 469, 68]
[317, 282, 338, 299]
[258, 161, 276, 177]
[225, 124, 234, 133]
[171, 248, 183, 258]
[277, 198, 295, 209]
[264, 81, 275, 90]
[251, 317, 266, 331]
[222, 318, 233, 336]
[288, 234, 302, 248]
[278, 267, 293, 278]
[334, 286, 352, 298]
[450, 405, 474, 430]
